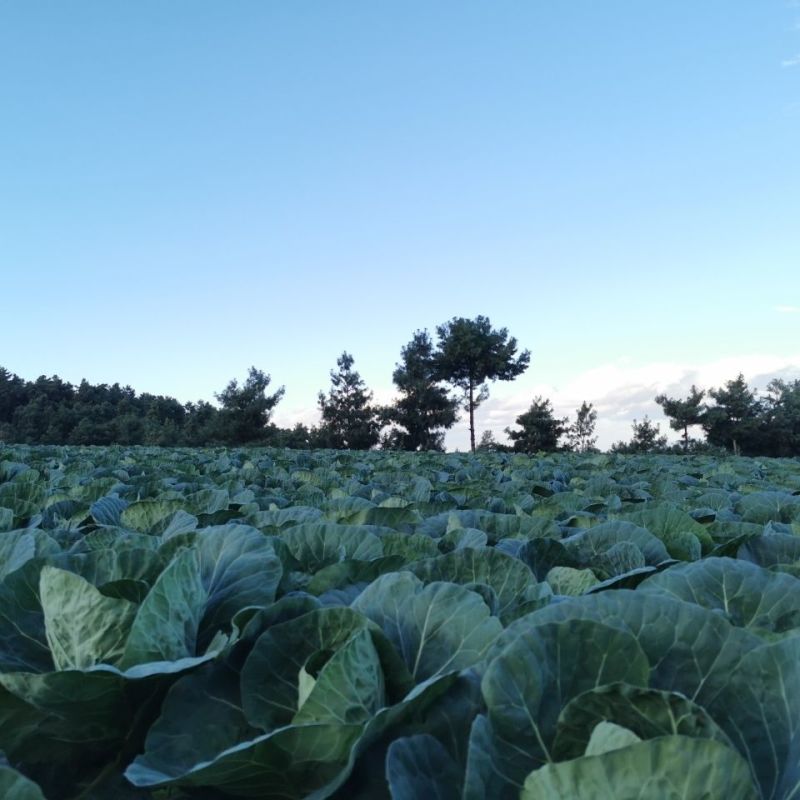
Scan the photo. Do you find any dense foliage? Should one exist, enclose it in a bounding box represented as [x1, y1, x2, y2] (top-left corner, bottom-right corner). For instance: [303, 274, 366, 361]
[2, 360, 799, 456]
[382, 331, 459, 452]
[433, 315, 531, 452]
[316, 353, 382, 450]
[0, 366, 309, 449]
[656, 375, 800, 457]
[0, 444, 799, 798]
[505, 397, 569, 453]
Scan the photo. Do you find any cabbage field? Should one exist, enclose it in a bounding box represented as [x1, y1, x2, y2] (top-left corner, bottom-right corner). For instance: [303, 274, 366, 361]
[0, 445, 799, 799]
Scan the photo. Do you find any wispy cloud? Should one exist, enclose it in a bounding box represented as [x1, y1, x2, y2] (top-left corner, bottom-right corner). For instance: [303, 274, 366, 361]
[274, 354, 800, 451]
[782, 53, 800, 67]
[463, 354, 800, 450]
[776, 305, 800, 314]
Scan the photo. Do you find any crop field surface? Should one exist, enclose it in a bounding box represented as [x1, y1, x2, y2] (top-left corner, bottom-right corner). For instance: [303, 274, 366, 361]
[0, 445, 799, 799]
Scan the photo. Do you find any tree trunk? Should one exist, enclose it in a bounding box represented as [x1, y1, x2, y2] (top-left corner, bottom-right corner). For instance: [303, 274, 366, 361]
[469, 380, 475, 452]
[683, 425, 689, 450]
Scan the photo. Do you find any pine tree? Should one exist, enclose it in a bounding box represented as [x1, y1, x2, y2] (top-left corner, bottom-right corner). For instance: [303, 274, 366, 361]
[566, 401, 598, 452]
[655, 385, 705, 449]
[433, 315, 530, 451]
[317, 352, 381, 449]
[505, 397, 568, 453]
[384, 331, 459, 451]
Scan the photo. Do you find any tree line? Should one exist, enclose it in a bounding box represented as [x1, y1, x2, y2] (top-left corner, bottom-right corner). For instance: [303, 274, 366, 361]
[491, 373, 799, 458]
[650, 375, 800, 457]
[1, 315, 798, 456]
[0, 316, 530, 452]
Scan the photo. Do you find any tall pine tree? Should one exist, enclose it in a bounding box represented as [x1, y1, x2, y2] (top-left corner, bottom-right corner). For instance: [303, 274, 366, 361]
[317, 352, 381, 449]
[383, 331, 459, 451]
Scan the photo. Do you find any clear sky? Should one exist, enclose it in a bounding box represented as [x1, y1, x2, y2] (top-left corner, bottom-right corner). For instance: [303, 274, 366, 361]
[2, 1, 799, 448]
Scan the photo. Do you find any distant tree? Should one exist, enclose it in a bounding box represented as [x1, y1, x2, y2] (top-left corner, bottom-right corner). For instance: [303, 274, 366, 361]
[433, 316, 530, 452]
[505, 396, 568, 453]
[565, 401, 598, 452]
[0, 368, 29, 426]
[610, 416, 668, 454]
[702, 374, 761, 455]
[475, 430, 512, 452]
[215, 367, 285, 445]
[383, 331, 459, 451]
[655, 385, 705, 450]
[759, 378, 800, 456]
[182, 400, 221, 446]
[11, 375, 75, 444]
[266, 422, 314, 450]
[317, 352, 381, 450]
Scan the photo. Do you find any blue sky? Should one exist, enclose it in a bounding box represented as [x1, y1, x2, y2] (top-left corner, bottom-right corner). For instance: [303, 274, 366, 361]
[2, 1, 799, 448]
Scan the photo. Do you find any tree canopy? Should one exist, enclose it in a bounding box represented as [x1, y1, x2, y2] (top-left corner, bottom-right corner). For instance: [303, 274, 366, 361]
[505, 397, 568, 453]
[382, 331, 459, 451]
[611, 416, 669, 454]
[566, 401, 598, 453]
[655, 385, 705, 450]
[215, 367, 285, 445]
[316, 352, 381, 450]
[433, 315, 530, 451]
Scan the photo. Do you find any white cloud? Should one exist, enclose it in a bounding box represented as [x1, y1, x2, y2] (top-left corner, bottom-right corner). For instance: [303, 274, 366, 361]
[447, 353, 800, 451]
[776, 305, 800, 314]
[782, 53, 800, 67]
[271, 353, 800, 452]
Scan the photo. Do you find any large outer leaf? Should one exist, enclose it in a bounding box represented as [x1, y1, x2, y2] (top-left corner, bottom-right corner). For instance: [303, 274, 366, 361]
[0, 479, 45, 524]
[0, 507, 15, 532]
[386, 734, 460, 800]
[247, 506, 324, 533]
[341, 505, 422, 531]
[481, 619, 650, 795]
[352, 572, 502, 682]
[241, 607, 410, 731]
[40, 567, 137, 669]
[621, 503, 714, 554]
[583, 721, 641, 756]
[0, 561, 52, 673]
[120, 499, 186, 533]
[193, 524, 282, 647]
[280, 523, 384, 571]
[738, 533, 800, 569]
[127, 669, 458, 799]
[293, 628, 386, 726]
[736, 491, 800, 524]
[0, 763, 46, 800]
[520, 735, 757, 799]
[305, 672, 460, 800]
[0, 669, 137, 762]
[51, 548, 166, 588]
[545, 566, 598, 595]
[118, 661, 260, 784]
[491, 590, 796, 794]
[379, 532, 439, 563]
[496, 590, 761, 703]
[306, 556, 406, 597]
[406, 547, 539, 623]
[704, 635, 800, 800]
[89, 495, 128, 526]
[0, 532, 36, 580]
[462, 714, 510, 800]
[639, 557, 800, 634]
[552, 682, 733, 760]
[562, 521, 670, 567]
[0, 683, 53, 764]
[129, 721, 364, 798]
[120, 549, 205, 668]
